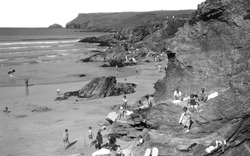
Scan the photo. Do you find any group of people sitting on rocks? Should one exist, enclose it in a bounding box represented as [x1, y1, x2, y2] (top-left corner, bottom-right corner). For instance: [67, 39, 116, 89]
[176, 88, 208, 133]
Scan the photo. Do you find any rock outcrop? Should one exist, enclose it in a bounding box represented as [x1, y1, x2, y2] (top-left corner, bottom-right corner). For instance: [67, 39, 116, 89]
[55, 76, 136, 100]
[148, 0, 250, 155]
[48, 23, 63, 28]
[101, 0, 250, 156]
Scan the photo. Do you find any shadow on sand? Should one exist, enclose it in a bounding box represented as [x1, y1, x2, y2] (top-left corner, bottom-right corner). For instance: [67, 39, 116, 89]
[66, 140, 78, 150]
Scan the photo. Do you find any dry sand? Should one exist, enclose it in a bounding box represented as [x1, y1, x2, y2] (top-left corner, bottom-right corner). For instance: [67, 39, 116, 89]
[0, 61, 166, 156]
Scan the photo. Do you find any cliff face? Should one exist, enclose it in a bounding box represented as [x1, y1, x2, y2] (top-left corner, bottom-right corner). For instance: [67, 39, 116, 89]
[150, 0, 250, 155]
[155, 0, 250, 102]
[65, 10, 193, 32]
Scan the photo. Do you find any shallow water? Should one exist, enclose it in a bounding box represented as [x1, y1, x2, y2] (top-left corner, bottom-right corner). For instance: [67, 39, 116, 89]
[0, 28, 137, 87]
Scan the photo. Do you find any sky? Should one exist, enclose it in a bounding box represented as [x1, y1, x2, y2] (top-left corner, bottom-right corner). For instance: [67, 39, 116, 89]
[0, 0, 205, 28]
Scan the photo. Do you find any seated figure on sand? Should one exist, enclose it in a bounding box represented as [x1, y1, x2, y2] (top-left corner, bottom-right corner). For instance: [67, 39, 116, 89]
[137, 95, 154, 110]
[187, 94, 200, 114]
[206, 134, 227, 153]
[174, 88, 182, 100]
[136, 135, 144, 146]
[8, 67, 15, 77]
[179, 107, 192, 133]
[198, 88, 208, 102]
[3, 107, 9, 114]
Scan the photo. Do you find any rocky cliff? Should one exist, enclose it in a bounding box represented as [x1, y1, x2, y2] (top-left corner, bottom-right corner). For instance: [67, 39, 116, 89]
[66, 10, 193, 32]
[149, 0, 250, 155]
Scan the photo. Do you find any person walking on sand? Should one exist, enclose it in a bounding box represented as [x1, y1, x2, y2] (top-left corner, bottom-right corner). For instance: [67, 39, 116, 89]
[24, 76, 29, 96]
[95, 130, 103, 150]
[57, 88, 61, 96]
[179, 107, 192, 133]
[135, 67, 139, 78]
[63, 129, 70, 149]
[86, 126, 94, 147]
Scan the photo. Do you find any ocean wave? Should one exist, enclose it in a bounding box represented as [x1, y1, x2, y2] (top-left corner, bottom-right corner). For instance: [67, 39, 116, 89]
[0, 40, 78, 46]
[0, 45, 51, 50]
[46, 54, 58, 58]
[58, 44, 75, 47]
[0, 58, 9, 62]
[0, 49, 77, 55]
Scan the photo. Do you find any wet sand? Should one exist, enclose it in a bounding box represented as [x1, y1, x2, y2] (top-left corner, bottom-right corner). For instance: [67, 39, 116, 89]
[0, 60, 166, 156]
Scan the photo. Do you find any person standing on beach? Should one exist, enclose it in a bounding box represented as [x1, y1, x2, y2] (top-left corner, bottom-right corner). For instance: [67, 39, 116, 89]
[115, 65, 119, 76]
[95, 130, 103, 150]
[86, 126, 94, 147]
[24, 76, 29, 96]
[123, 95, 128, 110]
[63, 129, 70, 149]
[57, 88, 61, 95]
[135, 67, 139, 78]
[179, 107, 192, 133]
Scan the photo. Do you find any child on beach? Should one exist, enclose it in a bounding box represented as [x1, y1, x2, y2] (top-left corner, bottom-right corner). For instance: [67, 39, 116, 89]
[86, 126, 94, 147]
[63, 129, 70, 149]
[179, 107, 192, 133]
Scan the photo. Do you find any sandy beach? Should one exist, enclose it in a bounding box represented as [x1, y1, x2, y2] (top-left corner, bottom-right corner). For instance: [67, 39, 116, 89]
[0, 60, 166, 156]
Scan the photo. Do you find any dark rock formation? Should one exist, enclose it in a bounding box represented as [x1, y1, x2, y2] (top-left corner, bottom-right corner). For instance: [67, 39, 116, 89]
[48, 23, 63, 28]
[148, 0, 250, 155]
[78, 35, 118, 47]
[55, 76, 136, 100]
[102, 0, 250, 156]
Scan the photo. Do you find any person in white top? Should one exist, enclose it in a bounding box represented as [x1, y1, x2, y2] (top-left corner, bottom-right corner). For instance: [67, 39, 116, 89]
[57, 88, 61, 95]
[179, 107, 192, 133]
[174, 88, 182, 100]
[123, 95, 128, 110]
[86, 126, 94, 147]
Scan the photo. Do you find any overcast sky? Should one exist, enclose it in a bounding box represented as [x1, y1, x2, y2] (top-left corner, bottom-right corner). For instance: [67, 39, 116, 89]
[0, 0, 205, 27]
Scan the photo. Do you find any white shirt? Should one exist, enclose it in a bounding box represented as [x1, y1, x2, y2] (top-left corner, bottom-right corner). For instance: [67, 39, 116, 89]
[174, 91, 182, 100]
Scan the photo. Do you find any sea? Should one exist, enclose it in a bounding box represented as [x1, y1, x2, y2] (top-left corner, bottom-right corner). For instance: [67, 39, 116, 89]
[0, 28, 107, 66]
[0, 28, 136, 87]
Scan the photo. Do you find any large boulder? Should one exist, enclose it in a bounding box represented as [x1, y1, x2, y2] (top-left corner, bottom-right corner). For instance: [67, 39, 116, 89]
[55, 76, 136, 100]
